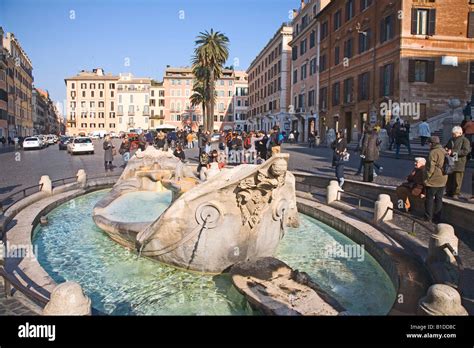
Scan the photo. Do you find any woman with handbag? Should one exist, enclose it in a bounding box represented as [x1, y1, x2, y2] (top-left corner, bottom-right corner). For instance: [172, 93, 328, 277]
[331, 131, 347, 190]
[103, 135, 115, 171]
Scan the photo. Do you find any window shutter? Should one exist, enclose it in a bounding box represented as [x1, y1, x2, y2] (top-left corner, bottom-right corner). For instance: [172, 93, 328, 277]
[366, 72, 370, 100]
[470, 62, 474, 85]
[468, 12, 474, 38]
[408, 60, 416, 82]
[426, 61, 435, 83]
[411, 9, 417, 35]
[389, 64, 394, 95]
[358, 75, 362, 101]
[428, 9, 436, 35]
[380, 19, 385, 43]
[379, 66, 384, 97]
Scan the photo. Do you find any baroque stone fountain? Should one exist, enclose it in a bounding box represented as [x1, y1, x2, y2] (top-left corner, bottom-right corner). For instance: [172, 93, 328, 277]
[92, 146, 299, 274]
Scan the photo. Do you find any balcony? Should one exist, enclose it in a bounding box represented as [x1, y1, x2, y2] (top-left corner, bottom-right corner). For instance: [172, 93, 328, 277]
[150, 114, 165, 120]
[128, 111, 135, 116]
[117, 110, 124, 116]
[142, 110, 150, 116]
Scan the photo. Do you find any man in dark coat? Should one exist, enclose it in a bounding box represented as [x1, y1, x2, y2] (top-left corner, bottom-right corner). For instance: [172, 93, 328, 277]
[396, 157, 426, 212]
[395, 120, 412, 158]
[361, 127, 381, 182]
[424, 136, 448, 222]
[444, 126, 472, 199]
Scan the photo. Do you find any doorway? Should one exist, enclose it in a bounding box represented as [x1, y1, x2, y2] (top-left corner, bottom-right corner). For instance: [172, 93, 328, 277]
[345, 112, 352, 141]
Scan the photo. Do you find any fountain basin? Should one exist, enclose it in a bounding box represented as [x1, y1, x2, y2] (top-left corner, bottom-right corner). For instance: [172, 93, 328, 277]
[32, 189, 397, 315]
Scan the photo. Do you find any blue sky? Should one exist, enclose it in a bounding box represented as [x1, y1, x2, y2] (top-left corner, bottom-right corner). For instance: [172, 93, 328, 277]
[1, 0, 295, 109]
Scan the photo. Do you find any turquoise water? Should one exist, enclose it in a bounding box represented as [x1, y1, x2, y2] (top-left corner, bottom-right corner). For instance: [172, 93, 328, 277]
[32, 190, 396, 315]
[101, 190, 172, 223]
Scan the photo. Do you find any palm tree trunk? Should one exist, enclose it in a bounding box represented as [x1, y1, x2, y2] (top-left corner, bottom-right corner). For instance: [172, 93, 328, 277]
[208, 70, 215, 132]
[202, 102, 207, 131]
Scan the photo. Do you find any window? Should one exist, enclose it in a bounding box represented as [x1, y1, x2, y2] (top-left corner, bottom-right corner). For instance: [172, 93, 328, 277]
[470, 61, 474, 84]
[319, 87, 328, 110]
[310, 31, 316, 48]
[81, 83, 87, 89]
[358, 29, 371, 53]
[109, 83, 115, 89]
[71, 83, 75, 89]
[130, 95, 133, 103]
[332, 82, 340, 106]
[308, 90, 315, 107]
[360, 0, 372, 11]
[292, 46, 298, 61]
[335, 46, 340, 65]
[408, 60, 435, 83]
[98, 83, 104, 89]
[298, 94, 305, 109]
[344, 37, 353, 59]
[310, 58, 317, 75]
[411, 8, 436, 35]
[321, 21, 329, 40]
[334, 10, 342, 31]
[358, 72, 370, 101]
[98, 101, 104, 107]
[343, 78, 354, 103]
[380, 14, 395, 43]
[90, 83, 95, 89]
[91, 91, 94, 98]
[380, 63, 394, 97]
[320, 54, 327, 72]
[345, 0, 355, 21]
[300, 39, 307, 55]
[293, 69, 298, 84]
[301, 64, 307, 80]
[468, 11, 474, 38]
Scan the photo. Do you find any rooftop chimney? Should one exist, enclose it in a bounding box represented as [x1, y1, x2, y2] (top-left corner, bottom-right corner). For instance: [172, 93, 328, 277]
[95, 68, 104, 76]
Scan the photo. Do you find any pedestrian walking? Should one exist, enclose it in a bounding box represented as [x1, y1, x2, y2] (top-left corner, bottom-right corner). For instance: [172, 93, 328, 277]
[424, 136, 448, 223]
[395, 120, 412, 158]
[331, 131, 347, 190]
[308, 131, 316, 148]
[103, 135, 115, 171]
[119, 137, 131, 168]
[418, 119, 431, 147]
[361, 126, 381, 183]
[288, 131, 295, 144]
[463, 101, 472, 121]
[187, 132, 194, 149]
[444, 126, 471, 199]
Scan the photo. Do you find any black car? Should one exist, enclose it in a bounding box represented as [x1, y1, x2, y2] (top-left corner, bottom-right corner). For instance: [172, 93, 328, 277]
[58, 136, 72, 150]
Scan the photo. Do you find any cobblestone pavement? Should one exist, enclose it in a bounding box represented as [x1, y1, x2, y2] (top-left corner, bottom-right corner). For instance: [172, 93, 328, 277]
[0, 278, 40, 315]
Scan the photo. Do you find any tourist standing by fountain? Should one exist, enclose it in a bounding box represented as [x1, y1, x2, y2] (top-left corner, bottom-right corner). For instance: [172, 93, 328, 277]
[331, 131, 347, 190]
[119, 137, 131, 168]
[361, 126, 381, 183]
[103, 135, 115, 171]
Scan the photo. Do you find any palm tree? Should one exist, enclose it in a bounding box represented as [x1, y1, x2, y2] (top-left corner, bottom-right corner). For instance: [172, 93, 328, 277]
[192, 29, 229, 131]
[190, 83, 208, 131]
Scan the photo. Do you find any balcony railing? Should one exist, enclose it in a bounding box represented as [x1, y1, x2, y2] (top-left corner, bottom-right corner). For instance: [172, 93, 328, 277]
[117, 110, 124, 116]
[150, 114, 165, 120]
[128, 111, 135, 116]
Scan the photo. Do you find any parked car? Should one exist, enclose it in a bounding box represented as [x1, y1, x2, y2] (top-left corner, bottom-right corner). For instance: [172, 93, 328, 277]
[37, 135, 48, 148]
[58, 136, 72, 150]
[67, 137, 94, 155]
[46, 135, 56, 145]
[22, 136, 42, 150]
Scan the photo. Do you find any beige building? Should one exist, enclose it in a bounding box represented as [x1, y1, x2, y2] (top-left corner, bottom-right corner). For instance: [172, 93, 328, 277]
[247, 24, 293, 133]
[149, 80, 166, 128]
[65, 68, 119, 136]
[232, 70, 249, 131]
[0, 28, 8, 138]
[2, 29, 34, 137]
[117, 73, 151, 133]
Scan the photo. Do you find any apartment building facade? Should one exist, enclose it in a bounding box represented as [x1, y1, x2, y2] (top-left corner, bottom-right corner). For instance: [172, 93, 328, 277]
[149, 80, 166, 128]
[65, 68, 119, 136]
[34, 88, 62, 134]
[117, 73, 151, 133]
[163, 66, 244, 131]
[289, 0, 330, 141]
[0, 28, 8, 138]
[233, 70, 249, 131]
[2, 30, 34, 137]
[312, 0, 474, 142]
[247, 24, 293, 133]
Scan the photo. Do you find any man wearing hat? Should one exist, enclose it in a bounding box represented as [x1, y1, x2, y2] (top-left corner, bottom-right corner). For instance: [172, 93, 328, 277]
[424, 136, 448, 223]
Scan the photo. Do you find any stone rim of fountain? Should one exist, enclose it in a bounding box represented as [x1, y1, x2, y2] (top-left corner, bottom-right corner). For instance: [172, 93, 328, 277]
[0, 172, 432, 315]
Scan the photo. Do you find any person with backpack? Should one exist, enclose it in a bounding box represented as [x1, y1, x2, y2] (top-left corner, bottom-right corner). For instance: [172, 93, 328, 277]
[424, 136, 448, 223]
[444, 126, 471, 199]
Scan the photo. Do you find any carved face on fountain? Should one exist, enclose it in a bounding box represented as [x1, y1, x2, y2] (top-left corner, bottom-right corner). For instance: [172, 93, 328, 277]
[270, 158, 288, 178]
